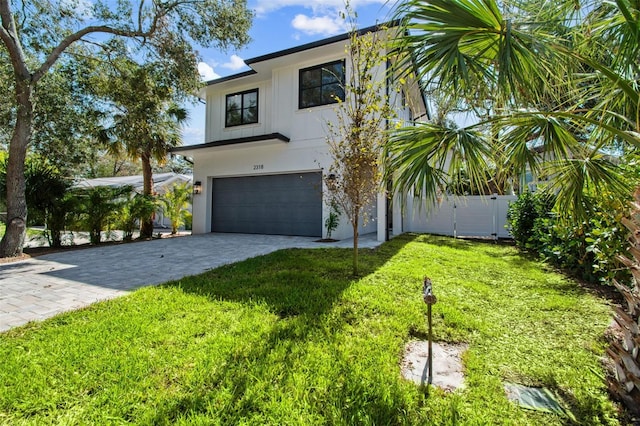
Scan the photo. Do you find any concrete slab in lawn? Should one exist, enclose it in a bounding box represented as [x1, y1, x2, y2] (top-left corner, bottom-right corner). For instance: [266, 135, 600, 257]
[401, 340, 468, 391]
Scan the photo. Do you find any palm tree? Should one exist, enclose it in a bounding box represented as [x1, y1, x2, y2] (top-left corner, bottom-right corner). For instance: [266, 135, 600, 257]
[159, 182, 192, 235]
[100, 63, 188, 238]
[386, 0, 639, 218]
[609, 188, 640, 413]
[387, 0, 640, 414]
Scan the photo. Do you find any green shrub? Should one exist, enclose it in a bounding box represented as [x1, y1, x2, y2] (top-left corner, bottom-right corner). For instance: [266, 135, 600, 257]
[45, 193, 78, 247]
[73, 186, 131, 244]
[506, 191, 554, 252]
[183, 211, 192, 231]
[507, 190, 631, 285]
[117, 194, 157, 241]
[537, 193, 630, 284]
[324, 201, 340, 239]
[0, 154, 74, 247]
[159, 182, 192, 234]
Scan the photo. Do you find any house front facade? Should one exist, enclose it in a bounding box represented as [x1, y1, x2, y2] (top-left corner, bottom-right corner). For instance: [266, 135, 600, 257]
[173, 24, 428, 242]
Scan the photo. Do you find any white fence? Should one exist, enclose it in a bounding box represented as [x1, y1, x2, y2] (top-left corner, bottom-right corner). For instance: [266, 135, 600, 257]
[403, 195, 517, 239]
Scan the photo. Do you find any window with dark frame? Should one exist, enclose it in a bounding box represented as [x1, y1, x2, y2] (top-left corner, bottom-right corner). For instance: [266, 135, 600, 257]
[225, 89, 259, 127]
[299, 60, 345, 109]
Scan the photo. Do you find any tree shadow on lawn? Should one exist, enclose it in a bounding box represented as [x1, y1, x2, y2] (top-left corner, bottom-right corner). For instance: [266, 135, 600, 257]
[413, 234, 515, 249]
[156, 237, 418, 423]
[419, 234, 610, 300]
[164, 236, 413, 319]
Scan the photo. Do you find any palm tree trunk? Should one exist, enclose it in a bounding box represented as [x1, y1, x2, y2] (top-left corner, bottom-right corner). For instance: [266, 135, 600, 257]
[140, 151, 154, 238]
[0, 81, 32, 257]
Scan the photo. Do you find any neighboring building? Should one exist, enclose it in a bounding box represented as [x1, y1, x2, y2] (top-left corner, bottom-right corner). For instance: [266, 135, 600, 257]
[172, 24, 428, 241]
[73, 172, 192, 229]
[74, 172, 192, 195]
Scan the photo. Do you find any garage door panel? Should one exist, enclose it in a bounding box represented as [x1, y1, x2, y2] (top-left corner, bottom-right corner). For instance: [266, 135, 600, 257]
[212, 173, 322, 237]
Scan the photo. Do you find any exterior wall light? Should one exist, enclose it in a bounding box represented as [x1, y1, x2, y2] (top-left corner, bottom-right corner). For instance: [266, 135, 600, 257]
[193, 181, 202, 195]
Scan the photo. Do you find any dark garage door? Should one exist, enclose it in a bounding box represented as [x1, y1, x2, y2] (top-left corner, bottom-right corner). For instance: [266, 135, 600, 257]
[212, 172, 322, 237]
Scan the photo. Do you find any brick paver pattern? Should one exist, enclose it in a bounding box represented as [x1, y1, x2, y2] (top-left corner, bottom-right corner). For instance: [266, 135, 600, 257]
[0, 233, 380, 332]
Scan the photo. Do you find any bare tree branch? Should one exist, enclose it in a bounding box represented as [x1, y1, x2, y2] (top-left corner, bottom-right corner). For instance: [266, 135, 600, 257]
[33, 20, 159, 83]
[0, 0, 30, 79]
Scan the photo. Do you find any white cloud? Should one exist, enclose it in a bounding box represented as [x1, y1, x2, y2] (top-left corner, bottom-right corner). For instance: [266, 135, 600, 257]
[291, 14, 347, 36]
[197, 62, 220, 81]
[252, 0, 387, 16]
[251, 0, 391, 37]
[221, 54, 246, 71]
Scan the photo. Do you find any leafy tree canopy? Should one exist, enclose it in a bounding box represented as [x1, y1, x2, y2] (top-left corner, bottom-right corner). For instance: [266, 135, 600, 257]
[387, 0, 640, 218]
[0, 0, 253, 256]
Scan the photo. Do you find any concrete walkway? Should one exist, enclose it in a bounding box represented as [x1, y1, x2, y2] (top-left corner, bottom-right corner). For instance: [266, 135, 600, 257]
[0, 233, 381, 332]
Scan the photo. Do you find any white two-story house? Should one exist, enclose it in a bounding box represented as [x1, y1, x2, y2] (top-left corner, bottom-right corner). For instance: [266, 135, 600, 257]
[172, 24, 429, 242]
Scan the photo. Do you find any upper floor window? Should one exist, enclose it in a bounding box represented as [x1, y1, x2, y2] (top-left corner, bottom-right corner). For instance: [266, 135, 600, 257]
[226, 89, 258, 127]
[299, 60, 345, 109]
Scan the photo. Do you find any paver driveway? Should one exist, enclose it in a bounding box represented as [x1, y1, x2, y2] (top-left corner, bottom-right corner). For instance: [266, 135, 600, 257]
[0, 233, 380, 332]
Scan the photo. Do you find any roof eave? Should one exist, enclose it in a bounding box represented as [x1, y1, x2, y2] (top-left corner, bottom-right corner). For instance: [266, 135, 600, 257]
[171, 133, 290, 153]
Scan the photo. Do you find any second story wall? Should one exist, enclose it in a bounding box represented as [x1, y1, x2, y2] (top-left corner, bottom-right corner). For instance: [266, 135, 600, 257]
[202, 27, 428, 150]
[204, 77, 273, 142]
[270, 46, 344, 146]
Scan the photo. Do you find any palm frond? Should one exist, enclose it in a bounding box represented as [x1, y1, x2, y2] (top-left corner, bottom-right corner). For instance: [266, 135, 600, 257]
[384, 121, 491, 204]
[500, 112, 581, 167]
[544, 153, 632, 219]
[391, 0, 555, 105]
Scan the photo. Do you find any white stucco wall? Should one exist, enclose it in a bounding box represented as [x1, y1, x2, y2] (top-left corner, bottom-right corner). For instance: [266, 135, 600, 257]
[184, 32, 429, 242]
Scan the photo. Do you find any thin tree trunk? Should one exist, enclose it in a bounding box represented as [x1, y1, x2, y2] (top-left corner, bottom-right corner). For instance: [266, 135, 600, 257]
[353, 212, 359, 275]
[0, 81, 32, 257]
[140, 151, 154, 238]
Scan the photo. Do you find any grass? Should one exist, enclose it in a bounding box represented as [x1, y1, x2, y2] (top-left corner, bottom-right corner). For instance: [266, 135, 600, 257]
[0, 234, 620, 424]
[0, 223, 44, 240]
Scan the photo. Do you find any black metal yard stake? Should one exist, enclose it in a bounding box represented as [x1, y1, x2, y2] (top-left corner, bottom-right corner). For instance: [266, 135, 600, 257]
[422, 276, 437, 385]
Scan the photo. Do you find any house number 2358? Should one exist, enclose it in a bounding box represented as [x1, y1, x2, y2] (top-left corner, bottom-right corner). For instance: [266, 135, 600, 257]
[253, 164, 264, 170]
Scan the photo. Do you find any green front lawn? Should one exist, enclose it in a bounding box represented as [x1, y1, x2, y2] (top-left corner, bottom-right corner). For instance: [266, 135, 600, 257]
[0, 234, 620, 424]
[0, 223, 45, 240]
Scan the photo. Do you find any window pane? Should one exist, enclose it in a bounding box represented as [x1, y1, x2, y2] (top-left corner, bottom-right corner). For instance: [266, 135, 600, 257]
[324, 62, 344, 84]
[300, 87, 321, 108]
[301, 68, 321, 89]
[226, 90, 258, 127]
[226, 110, 241, 126]
[243, 106, 258, 124]
[226, 94, 241, 110]
[243, 91, 257, 108]
[321, 67, 339, 85]
[322, 83, 343, 104]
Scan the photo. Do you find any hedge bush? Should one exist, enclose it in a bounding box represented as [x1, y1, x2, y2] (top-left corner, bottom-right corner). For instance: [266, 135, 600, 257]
[507, 190, 631, 285]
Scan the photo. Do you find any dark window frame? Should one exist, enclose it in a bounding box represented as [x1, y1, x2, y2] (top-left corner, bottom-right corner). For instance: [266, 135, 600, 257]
[225, 88, 259, 127]
[298, 60, 345, 109]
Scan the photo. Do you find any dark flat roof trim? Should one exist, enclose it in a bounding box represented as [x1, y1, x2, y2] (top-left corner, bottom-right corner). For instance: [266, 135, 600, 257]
[204, 21, 399, 87]
[246, 21, 398, 65]
[205, 69, 256, 86]
[171, 133, 290, 152]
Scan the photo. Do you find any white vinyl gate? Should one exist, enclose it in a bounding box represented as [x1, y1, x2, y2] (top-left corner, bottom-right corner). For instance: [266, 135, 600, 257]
[403, 195, 517, 239]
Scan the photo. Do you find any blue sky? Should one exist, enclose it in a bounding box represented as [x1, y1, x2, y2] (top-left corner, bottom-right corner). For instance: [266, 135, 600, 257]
[181, 0, 395, 145]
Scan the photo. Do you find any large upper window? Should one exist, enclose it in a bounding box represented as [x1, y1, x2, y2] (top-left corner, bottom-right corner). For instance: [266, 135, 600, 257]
[299, 60, 345, 109]
[225, 89, 258, 127]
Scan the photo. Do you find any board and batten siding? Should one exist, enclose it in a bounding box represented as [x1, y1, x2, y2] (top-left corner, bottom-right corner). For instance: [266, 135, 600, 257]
[205, 80, 272, 143]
